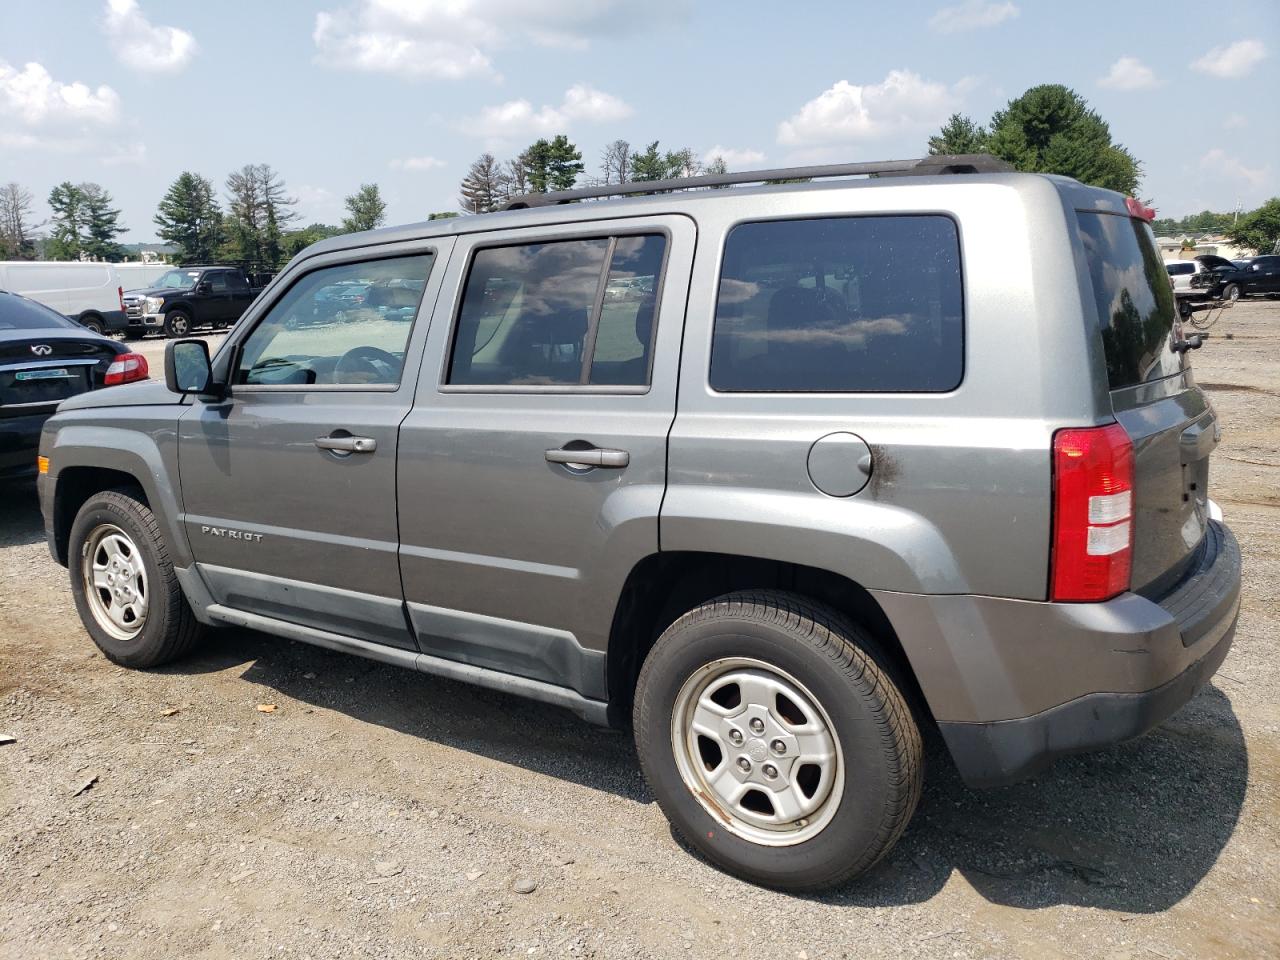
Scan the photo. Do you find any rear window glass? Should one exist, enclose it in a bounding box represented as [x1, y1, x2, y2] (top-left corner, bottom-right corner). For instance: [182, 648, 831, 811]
[709, 216, 964, 392]
[1077, 212, 1183, 390]
[0, 291, 75, 330]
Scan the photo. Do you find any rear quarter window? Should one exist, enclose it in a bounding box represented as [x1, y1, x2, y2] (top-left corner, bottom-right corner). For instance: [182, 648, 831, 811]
[709, 215, 964, 393]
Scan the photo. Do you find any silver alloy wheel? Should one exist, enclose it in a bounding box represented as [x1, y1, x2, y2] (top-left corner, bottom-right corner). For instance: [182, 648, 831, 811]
[170, 313, 189, 335]
[82, 523, 148, 641]
[1227, 285, 1240, 302]
[671, 657, 844, 847]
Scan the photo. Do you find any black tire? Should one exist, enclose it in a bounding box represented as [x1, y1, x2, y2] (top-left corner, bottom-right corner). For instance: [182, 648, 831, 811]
[80, 316, 105, 335]
[1224, 283, 1241, 302]
[634, 590, 922, 891]
[68, 488, 204, 668]
[1178, 298, 1192, 319]
[163, 310, 192, 339]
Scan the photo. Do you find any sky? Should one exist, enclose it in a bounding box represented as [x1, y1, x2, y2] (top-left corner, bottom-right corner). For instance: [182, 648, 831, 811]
[1, 0, 1276, 243]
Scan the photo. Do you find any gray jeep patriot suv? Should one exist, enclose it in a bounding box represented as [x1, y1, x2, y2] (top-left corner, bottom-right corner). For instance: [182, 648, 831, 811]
[38, 156, 1242, 891]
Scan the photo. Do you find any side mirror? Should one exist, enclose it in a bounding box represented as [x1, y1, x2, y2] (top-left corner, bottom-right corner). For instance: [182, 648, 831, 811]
[196, 281, 212, 294]
[165, 339, 222, 398]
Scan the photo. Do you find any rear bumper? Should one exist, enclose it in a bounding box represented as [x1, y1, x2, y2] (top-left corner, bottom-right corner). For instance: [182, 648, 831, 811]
[873, 520, 1242, 787]
[0, 410, 51, 479]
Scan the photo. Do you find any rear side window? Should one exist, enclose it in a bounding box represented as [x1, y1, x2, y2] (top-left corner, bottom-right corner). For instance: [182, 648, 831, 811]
[1077, 212, 1182, 390]
[447, 234, 666, 387]
[709, 216, 964, 392]
[1165, 262, 1195, 276]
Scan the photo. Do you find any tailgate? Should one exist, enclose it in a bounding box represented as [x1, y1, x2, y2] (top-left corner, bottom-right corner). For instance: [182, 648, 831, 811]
[1076, 209, 1214, 591]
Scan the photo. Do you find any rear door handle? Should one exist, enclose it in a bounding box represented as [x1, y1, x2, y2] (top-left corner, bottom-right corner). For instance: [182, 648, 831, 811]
[315, 435, 377, 453]
[545, 447, 630, 468]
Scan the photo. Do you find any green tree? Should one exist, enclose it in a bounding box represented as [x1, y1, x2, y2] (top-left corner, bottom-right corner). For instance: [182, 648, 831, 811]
[46, 182, 88, 260]
[342, 183, 387, 233]
[520, 135, 584, 193]
[81, 184, 127, 261]
[984, 85, 1141, 194]
[154, 172, 223, 263]
[281, 222, 342, 259]
[928, 113, 989, 155]
[629, 142, 700, 182]
[1227, 198, 1280, 254]
[428, 211, 460, 220]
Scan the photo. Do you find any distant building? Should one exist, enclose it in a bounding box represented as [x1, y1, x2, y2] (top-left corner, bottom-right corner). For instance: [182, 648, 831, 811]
[1153, 234, 1253, 261]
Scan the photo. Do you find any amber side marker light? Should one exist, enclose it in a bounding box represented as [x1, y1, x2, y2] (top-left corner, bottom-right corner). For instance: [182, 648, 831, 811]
[37, 456, 49, 475]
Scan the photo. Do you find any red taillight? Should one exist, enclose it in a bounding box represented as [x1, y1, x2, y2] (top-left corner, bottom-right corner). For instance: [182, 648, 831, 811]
[104, 353, 149, 386]
[1125, 197, 1156, 221]
[1051, 423, 1134, 602]
[117, 285, 124, 312]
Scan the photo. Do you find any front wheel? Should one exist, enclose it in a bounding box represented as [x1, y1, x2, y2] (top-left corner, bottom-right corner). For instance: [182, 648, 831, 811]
[1224, 283, 1241, 302]
[68, 488, 204, 668]
[163, 310, 192, 339]
[634, 591, 922, 891]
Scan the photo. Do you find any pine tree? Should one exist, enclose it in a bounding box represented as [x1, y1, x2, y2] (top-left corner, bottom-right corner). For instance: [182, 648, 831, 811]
[46, 182, 88, 260]
[223, 164, 298, 268]
[154, 172, 223, 263]
[342, 183, 387, 233]
[928, 114, 989, 155]
[459, 154, 508, 213]
[81, 184, 127, 261]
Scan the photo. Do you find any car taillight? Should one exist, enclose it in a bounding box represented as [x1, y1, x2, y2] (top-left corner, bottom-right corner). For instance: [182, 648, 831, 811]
[1051, 423, 1134, 602]
[1125, 197, 1156, 221]
[104, 353, 149, 386]
[118, 285, 124, 312]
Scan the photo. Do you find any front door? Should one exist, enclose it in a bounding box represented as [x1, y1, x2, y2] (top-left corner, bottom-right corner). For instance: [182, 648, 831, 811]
[178, 240, 452, 649]
[397, 216, 695, 699]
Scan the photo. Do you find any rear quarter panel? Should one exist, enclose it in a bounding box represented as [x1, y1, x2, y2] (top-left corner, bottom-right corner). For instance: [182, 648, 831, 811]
[664, 176, 1105, 600]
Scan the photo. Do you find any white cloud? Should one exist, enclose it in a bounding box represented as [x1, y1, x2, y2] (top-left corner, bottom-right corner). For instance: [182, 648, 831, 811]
[391, 155, 447, 171]
[928, 1, 1018, 33]
[777, 71, 960, 146]
[315, 0, 689, 80]
[0, 60, 120, 127]
[1098, 56, 1158, 90]
[1222, 113, 1248, 130]
[464, 83, 632, 137]
[704, 145, 766, 168]
[103, 0, 197, 73]
[1200, 148, 1269, 188]
[1192, 40, 1268, 79]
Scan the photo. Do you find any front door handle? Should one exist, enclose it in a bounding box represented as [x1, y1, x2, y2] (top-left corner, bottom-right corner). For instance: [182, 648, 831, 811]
[545, 446, 630, 468]
[315, 435, 377, 453]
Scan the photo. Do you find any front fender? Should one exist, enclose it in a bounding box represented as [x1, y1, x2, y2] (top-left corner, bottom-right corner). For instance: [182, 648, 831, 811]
[44, 415, 188, 566]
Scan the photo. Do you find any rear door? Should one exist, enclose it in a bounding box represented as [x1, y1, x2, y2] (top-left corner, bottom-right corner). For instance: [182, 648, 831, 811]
[1076, 210, 1215, 592]
[177, 240, 452, 649]
[396, 215, 694, 699]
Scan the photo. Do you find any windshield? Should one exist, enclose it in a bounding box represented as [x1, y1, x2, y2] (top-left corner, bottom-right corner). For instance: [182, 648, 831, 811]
[0, 291, 77, 330]
[151, 269, 202, 289]
[1077, 212, 1183, 390]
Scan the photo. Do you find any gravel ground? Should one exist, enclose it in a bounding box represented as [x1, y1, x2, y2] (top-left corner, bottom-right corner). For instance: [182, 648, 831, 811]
[2, 302, 1278, 959]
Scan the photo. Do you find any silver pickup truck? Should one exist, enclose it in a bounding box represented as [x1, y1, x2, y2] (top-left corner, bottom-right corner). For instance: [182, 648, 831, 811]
[38, 156, 1241, 891]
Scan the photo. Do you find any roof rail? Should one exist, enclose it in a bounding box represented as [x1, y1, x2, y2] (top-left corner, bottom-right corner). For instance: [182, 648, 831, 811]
[502, 154, 1013, 210]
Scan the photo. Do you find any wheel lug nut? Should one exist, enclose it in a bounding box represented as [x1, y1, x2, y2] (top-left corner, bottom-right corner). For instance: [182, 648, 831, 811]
[749, 718, 765, 734]
[736, 757, 751, 773]
[728, 729, 744, 745]
[763, 764, 778, 779]
[771, 739, 786, 755]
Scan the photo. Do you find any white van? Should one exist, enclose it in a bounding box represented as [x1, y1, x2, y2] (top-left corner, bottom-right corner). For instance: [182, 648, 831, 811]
[0, 261, 125, 335]
[116, 261, 172, 291]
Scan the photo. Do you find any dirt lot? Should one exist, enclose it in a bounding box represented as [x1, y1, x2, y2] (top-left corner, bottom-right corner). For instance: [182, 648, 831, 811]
[2, 303, 1278, 959]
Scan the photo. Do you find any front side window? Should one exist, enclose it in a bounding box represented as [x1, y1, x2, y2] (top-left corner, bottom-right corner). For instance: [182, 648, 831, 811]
[709, 216, 964, 392]
[234, 254, 434, 387]
[447, 234, 667, 387]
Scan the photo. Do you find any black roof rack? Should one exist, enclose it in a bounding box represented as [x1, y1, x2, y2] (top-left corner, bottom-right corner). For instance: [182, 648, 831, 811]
[502, 154, 1013, 210]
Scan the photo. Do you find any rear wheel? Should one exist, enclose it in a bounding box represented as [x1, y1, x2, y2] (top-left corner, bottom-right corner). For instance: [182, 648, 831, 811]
[634, 591, 922, 891]
[80, 316, 105, 335]
[68, 489, 204, 668]
[163, 310, 192, 339]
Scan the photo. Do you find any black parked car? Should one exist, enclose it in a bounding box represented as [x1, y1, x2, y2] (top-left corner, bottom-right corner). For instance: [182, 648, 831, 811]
[0, 291, 148, 480]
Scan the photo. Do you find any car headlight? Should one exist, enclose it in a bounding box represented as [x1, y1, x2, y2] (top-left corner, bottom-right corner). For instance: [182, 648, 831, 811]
[144, 297, 164, 312]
